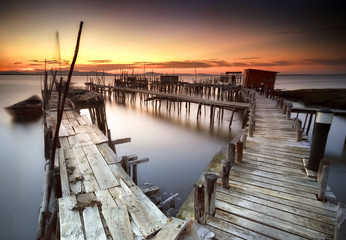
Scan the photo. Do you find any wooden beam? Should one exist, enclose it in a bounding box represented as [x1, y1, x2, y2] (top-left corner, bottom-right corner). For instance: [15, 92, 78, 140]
[111, 137, 131, 145]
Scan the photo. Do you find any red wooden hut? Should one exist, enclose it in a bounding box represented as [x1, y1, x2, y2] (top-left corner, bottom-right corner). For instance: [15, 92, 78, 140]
[243, 69, 278, 89]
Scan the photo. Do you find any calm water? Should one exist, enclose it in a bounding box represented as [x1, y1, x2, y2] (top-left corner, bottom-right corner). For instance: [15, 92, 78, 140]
[0, 74, 345, 239]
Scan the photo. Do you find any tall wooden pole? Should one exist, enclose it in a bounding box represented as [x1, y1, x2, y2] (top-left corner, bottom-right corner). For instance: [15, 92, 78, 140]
[50, 21, 84, 172]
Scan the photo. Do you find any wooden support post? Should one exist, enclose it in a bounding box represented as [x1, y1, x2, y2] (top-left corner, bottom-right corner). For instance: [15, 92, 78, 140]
[227, 143, 236, 167]
[132, 164, 138, 185]
[236, 141, 243, 163]
[242, 132, 247, 149]
[36, 160, 51, 239]
[221, 160, 230, 189]
[121, 156, 129, 174]
[296, 119, 303, 142]
[317, 164, 329, 201]
[249, 121, 254, 137]
[283, 102, 287, 114]
[335, 202, 346, 240]
[204, 173, 217, 217]
[194, 184, 205, 224]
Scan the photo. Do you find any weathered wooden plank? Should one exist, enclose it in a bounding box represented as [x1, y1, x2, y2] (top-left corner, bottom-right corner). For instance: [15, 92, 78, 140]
[58, 148, 70, 198]
[108, 163, 134, 187]
[59, 124, 69, 137]
[76, 132, 93, 146]
[206, 215, 272, 240]
[69, 118, 80, 129]
[205, 225, 244, 240]
[67, 135, 80, 148]
[238, 160, 306, 177]
[64, 149, 83, 195]
[94, 189, 133, 240]
[59, 196, 85, 240]
[130, 184, 167, 225]
[227, 172, 316, 199]
[59, 137, 70, 149]
[62, 119, 75, 136]
[232, 164, 319, 189]
[73, 125, 87, 134]
[109, 205, 134, 240]
[82, 144, 119, 189]
[65, 110, 75, 120]
[153, 218, 187, 240]
[243, 151, 304, 169]
[216, 190, 334, 235]
[216, 200, 331, 239]
[226, 183, 337, 219]
[228, 169, 317, 194]
[97, 143, 121, 164]
[84, 124, 108, 144]
[228, 178, 337, 212]
[82, 206, 107, 239]
[73, 111, 87, 125]
[81, 114, 92, 125]
[73, 147, 100, 193]
[109, 182, 165, 238]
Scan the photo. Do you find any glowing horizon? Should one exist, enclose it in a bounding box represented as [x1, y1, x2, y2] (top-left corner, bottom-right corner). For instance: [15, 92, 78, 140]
[1, 1, 346, 75]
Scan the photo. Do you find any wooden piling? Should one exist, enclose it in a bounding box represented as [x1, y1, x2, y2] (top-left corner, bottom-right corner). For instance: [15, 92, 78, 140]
[204, 173, 217, 217]
[193, 184, 205, 224]
[236, 141, 243, 163]
[317, 164, 329, 201]
[242, 132, 247, 149]
[221, 160, 230, 189]
[334, 202, 346, 240]
[227, 143, 236, 167]
[36, 160, 51, 239]
[296, 119, 303, 141]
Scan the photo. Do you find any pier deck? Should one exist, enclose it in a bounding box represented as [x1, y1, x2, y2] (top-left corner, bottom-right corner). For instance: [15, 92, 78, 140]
[46, 91, 189, 239]
[179, 92, 338, 239]
[86, 83, 251, 111]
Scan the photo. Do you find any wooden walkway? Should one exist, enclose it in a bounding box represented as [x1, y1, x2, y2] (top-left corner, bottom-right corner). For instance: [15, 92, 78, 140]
[46, 91, 191, 239]
[85, 83, 251, 111]
[202, 93, 338, 239]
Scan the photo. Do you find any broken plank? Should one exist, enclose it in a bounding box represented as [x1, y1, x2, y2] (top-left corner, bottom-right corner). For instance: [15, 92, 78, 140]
[59, 196, 85, 240]
[108, 163, 134, 187]
[153, 218, 187, 240]
[110, 205, 134, 240]
[109, 185, 164, 238]
[82, 206, 107, 239]
[64, 148, 83, 195]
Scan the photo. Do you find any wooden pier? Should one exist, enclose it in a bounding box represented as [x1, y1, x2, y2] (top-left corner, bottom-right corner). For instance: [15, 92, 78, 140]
[177, 92, 340, 239]
[85, 82, 251, 127]
[39, 89, 203, 239]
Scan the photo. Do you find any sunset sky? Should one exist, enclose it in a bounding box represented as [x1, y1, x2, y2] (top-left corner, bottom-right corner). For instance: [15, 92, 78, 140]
[1, 0, 345, 74]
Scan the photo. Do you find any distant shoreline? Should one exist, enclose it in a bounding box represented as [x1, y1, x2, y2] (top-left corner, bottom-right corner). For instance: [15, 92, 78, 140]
[279, 89, 346, 110]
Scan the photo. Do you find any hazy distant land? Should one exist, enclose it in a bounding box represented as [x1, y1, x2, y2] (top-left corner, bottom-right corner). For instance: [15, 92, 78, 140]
[279, 89, 346, 110]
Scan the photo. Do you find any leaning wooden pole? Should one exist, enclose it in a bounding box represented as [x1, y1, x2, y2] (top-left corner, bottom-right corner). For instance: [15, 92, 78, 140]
[50, 21, 84, 172]
[38, 21, 83, 240]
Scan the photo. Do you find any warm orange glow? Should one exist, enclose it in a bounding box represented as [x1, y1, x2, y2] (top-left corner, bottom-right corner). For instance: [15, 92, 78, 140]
[1, 2, 345, 75]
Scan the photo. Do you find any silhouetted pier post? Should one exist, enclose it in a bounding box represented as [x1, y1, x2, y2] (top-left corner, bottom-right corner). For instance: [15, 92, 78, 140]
[194, 184, 205, 224]
[306, 110, 333, 171]
[204, 173, 217, 217]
